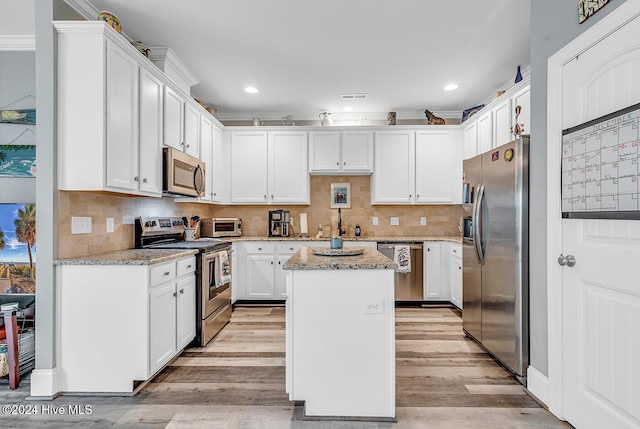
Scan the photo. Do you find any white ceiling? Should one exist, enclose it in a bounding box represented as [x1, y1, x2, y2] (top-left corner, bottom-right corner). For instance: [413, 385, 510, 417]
[87, 0, 531, 120]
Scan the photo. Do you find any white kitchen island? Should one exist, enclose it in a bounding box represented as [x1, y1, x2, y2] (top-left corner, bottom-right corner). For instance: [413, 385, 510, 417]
[282, 246, 397, 420]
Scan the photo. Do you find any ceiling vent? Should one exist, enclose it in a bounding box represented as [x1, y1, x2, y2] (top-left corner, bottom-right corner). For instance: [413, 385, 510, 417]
[340, 93, 368, 100]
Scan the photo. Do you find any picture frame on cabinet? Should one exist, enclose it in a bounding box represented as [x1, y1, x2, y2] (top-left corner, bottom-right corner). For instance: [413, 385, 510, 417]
[330, 183, 351, 208]
[461, 104, 485, 124]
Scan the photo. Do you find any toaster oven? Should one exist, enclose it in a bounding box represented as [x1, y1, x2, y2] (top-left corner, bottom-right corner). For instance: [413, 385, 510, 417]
[201, 218, 242, 237]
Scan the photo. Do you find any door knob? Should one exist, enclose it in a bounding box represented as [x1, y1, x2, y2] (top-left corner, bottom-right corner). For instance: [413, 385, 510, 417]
[558, 254, 576, 267]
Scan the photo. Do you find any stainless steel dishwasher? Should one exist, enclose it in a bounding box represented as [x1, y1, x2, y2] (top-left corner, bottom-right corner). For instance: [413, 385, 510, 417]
[377, 242, 424, 302]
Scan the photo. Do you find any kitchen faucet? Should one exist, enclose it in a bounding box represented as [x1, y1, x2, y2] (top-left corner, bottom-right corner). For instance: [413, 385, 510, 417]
[337, 208, 345, 236]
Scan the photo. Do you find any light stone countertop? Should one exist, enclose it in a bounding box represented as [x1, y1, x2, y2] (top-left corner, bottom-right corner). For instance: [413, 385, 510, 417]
[282, 246, 398, 270]
[53, 248, 199, 266]
[226, 235, 462, 244]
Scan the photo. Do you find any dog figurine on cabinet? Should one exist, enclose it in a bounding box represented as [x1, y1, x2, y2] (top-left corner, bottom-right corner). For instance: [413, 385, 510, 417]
[424, 109, 446, 125]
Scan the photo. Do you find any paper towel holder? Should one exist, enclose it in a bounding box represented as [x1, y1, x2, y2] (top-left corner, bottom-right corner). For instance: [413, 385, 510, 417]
[299, 213, 309, 237]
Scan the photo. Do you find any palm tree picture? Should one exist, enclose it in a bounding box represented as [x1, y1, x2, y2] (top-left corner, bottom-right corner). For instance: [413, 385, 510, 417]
[14, 204, 36, 280]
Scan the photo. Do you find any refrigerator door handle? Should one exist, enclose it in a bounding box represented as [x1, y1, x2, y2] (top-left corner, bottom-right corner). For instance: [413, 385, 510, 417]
[474, 184, 485, 265]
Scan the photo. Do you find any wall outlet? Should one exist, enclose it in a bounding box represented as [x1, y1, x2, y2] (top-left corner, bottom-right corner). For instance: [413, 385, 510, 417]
[71, 216, 92, 234]
[372, 216, 379, 226]
[420, 216, 427, 226]
[390, 217, 400, 226]
[362, 299, 384, 314]
[106, 217, 115, 233]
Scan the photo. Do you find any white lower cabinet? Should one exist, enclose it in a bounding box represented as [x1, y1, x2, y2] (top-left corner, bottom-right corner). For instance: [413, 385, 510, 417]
[57, 255, 196, 393]
[449, 244, 462, 309]
[235, 241, 376, 300]
[423, 241, 462, 308]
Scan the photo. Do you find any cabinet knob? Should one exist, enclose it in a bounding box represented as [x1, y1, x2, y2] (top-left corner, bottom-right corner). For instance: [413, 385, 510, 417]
[181, 142, 184, 146]
[186, 144, 190, 148]
[409, 194, 412, 199]
[173, 292, 177, 297]
[271, 261, 274, 265]
[336, 161, 339, 166]
[264, 194, 267, 200]
[143, 178, 148, 183]
[186, 265, 192, 269]
[417, 194, 420, 199]
[271, 194, 274, 200]
[164, 271, 170, 276]
[213, 192, 217, 196]
[459, 266, 462, 270]
[343, 161, 346, 165]
[278, 261, 281, 265]
[134, 176, 139, 182]
[258, 247, 262, 250]
[427, 248, 430, 252]
[180, 288, 184, 294]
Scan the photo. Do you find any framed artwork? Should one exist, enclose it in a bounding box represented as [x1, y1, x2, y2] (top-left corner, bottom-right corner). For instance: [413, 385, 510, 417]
[330, 183, 351, 208]
[0, 145, 36, 177]
[461, 104, 485, 123]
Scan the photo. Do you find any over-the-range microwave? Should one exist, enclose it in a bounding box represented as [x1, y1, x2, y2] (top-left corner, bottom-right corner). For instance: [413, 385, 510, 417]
[163, 147, 206, 197]
[201, 218, 243, 237]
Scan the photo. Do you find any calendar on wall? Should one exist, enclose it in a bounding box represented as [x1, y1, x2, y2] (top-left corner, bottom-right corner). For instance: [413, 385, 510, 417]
[561, 102, 640, 219]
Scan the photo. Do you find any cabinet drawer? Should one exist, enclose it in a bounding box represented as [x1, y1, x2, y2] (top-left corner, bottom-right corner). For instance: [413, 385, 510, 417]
[150, 262, 176, 287]
[244, 242, 275, 254]
[176, 256, 196, 277]
[450, 244, 462, 257]
[276, 242, 310, 254]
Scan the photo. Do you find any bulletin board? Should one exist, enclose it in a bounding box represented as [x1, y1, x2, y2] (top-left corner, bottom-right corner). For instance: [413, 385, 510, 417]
[561, 102, 640, 219]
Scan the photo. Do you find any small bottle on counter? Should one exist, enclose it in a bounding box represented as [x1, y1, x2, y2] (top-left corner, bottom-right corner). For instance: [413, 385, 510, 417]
[316, 224, 323, 238]
[355, 224, 361, 237]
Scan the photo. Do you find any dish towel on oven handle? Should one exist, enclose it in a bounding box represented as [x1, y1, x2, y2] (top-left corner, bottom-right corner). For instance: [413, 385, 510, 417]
[217, 250, 231, 286]
[394, 245, 411, 273]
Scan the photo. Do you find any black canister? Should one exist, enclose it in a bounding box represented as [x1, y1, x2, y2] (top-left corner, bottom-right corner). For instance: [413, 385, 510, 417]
[355, 224, 361, 237]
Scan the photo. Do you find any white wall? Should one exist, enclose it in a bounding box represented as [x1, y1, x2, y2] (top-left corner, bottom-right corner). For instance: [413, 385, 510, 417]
[529, 0, 624, 377]
[0, 51, 36, 203]
[0, 0, 35, 35]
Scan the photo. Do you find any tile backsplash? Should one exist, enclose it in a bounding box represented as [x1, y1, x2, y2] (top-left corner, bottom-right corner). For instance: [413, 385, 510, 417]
[212, 176, 462, 238]
[58, 176, 461, 258]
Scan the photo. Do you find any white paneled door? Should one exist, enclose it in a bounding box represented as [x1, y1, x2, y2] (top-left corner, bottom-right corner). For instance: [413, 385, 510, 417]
[560, 13, 640, 429]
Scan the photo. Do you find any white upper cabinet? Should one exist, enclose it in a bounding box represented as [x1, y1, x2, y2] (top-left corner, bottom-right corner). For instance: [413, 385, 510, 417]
[463, 121, 478, 160]
[164, 86, 184, 151]
[372, 131, 415, 204]
[230, 131, 308, 204]
[269, 131, 309, 204]
[492, 98, 512, 149]
[415, 130, 461, 204]
[230, 132, 270, 203]
[309, 131, 341, 172]
[210, 126, 225, 203]
[184, 102, 200, 158]
[477, 111, 493, 155]
[105, 39, 139, 192]
[460, 79, 531, 158]
[309, 131, 373, 174]
[372, 129, 461, 204]
[138, 67, 164, 195]
[199, 114, 213, 202]
[56, 22, 163, 197]
[511, 85, 530, 139]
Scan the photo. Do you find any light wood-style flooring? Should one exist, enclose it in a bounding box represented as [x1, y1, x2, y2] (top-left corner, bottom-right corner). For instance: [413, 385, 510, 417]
[0, 306, 573, 428]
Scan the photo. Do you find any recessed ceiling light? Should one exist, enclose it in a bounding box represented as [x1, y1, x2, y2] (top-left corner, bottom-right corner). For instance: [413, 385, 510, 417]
[444, 83, 458, 91]
[342, 106, 354, 112]
[244, 86, 258, 94]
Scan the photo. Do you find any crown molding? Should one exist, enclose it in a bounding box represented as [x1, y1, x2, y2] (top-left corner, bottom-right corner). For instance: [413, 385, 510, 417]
[148, 47, 200, 87]
[0, 35, 36, 51]
[215, 109, 462, 122]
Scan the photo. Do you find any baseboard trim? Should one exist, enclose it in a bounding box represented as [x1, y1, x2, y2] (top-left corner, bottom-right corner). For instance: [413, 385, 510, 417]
[526, 366, 549, 407]
[28, 368, 59, 399]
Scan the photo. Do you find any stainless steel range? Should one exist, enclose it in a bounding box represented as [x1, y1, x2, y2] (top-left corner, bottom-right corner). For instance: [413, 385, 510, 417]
[135, 217, 232, 346]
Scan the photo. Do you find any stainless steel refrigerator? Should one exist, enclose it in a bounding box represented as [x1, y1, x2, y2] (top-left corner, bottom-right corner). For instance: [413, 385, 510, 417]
[462, 137, 529, 380]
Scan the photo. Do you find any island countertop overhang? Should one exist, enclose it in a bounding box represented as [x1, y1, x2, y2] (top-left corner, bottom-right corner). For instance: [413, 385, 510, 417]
[282, 246, 398, 270]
